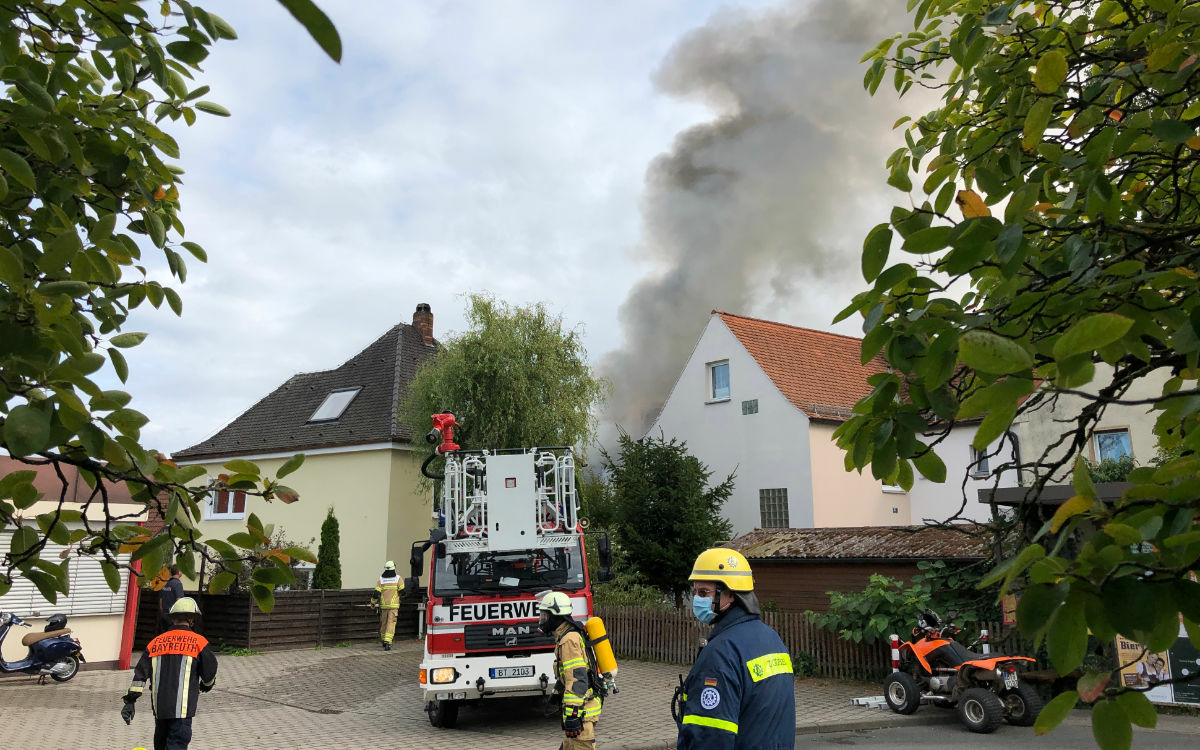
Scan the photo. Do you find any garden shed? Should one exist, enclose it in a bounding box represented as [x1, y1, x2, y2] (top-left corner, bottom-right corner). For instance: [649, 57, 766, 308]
[726, 525, 990, 612]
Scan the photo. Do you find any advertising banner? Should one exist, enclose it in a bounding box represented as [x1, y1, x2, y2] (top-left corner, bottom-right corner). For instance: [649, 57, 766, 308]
[1114, 625, 1200, 706]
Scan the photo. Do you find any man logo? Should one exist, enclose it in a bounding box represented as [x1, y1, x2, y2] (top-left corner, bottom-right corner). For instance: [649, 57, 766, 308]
[491, 625, 532, 636]
[506, 635, 518, 646]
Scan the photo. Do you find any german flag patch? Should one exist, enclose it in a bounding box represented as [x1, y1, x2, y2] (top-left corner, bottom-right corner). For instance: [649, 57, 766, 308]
[704, 677, 718, 687]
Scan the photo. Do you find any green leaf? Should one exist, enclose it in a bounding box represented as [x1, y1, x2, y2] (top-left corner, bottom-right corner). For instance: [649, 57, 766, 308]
[958, 377, 1034, 419]
[1115, 691, 1156, 729]
[208, 571, 238, 593]
[973, 400, 1019, 451]
[0, 148, 36, 190]
[280, 545, 317, 564]
[1092, 699, 1132, 750]
[165, 40, 210, 65]
[1017, 582, 1064, 637]
[3, 404, 53, 457]
[902, 226, 951, 254]
[100, 559, 122, 593]
[1052, 313, 1134, 361]
[194, 101, 232, 117]
[1023, 97, 1055, 151]
[912, 450, 946, 482]
[224, 459, 261, 475]
[1035, 690, 1078, 736]
[1151, 119, 1195, 144]
[130, 532, 172, 563]
[9, 525, 39, 557]
[958, 330, 1033, 374]
[1047, 597, 1088, 674]
[109, 348, 129, 383]
[227, 532, 260, 550]
[109, 332, 148, 348]
[144, 211, 166, 248]
[1033, 50, 1068, 93]
[277, 0, 343, 62]
[276, 453, 305, 479]
[251, 583, 276, 613]
[862, 224, 892, 282]
[252, 565, 294, 586]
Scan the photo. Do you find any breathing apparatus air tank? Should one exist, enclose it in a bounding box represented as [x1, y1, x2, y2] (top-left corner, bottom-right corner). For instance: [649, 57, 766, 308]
[585, 616, 619, 692]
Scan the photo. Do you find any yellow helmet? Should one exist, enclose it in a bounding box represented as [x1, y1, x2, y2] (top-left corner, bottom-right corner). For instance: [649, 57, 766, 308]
[169, 597, 201, 615]
[537, 590, 572, 616]
[689, 548, 754, 592]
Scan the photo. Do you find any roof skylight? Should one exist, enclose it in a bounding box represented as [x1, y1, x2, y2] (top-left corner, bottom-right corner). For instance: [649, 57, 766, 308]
[308, 387, 361, 423]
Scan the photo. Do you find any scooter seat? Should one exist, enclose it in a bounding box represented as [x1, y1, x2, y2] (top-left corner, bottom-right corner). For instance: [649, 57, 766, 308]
[21, 628, 71, 647]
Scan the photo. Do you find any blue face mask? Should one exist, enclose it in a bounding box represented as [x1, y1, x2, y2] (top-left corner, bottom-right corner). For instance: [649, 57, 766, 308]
[692, 594, 717, 624]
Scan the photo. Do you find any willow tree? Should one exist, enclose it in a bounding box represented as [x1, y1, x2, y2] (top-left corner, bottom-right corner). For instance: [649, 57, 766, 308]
[844, 2, 1200, 747]
[402, 294, 610, 452]
[0, 0, 338, 612]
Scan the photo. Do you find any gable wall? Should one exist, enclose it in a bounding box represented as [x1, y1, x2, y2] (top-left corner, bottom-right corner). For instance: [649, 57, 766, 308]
[808, 422, 910, 526]
[650, 317, 815, 536]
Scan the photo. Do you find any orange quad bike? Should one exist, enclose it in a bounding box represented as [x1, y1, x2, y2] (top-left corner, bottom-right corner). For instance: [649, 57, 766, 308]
[883, 609, 1043, 733]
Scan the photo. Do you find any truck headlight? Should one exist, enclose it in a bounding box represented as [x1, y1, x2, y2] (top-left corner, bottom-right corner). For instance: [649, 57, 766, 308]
[431, 667, 458, 684]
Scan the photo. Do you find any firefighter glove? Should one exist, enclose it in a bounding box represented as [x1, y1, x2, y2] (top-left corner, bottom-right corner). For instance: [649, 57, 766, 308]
[562, 707, 584, 738]
[120, 698, 135, 725]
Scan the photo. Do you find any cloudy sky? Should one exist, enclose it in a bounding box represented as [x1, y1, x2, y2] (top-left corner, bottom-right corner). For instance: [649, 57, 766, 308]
[116, 0, 917, 455]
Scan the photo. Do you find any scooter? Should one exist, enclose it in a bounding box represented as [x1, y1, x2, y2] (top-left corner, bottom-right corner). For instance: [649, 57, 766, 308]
[882, 609, 1041, 733]
[0, 611, 85, 683]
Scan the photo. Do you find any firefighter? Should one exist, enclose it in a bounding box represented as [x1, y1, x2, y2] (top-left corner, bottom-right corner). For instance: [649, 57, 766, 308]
[121, 597, 218, 750]
[372, 560, 404, 650]
[539, 590, 601, 749]
[676, 548, 795, 750]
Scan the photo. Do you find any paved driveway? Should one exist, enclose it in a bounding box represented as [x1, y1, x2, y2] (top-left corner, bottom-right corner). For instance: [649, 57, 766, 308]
[0, 640, 943, 750]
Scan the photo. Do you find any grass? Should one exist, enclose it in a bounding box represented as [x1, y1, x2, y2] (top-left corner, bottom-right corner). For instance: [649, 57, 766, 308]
[217, 645, 260, 656]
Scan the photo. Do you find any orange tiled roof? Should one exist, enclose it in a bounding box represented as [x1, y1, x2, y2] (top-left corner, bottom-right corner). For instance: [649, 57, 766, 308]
[715, 311, 889, 421]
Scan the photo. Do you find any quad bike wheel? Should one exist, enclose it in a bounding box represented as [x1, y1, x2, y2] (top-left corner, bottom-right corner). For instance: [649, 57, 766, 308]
[427, 699, 460, 728]
[1002, 683, 1043, 726]
[50, 655, 79, 682]
[958, 687, 1005, 733]
[883, 672, 921, 715]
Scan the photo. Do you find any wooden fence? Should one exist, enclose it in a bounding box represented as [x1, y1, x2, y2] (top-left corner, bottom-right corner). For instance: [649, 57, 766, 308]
[135, 588, 420, 652]
[594, 605, 1010, 682]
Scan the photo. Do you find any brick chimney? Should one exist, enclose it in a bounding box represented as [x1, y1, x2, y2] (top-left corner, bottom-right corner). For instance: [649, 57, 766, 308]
[413, 303, 434, 345]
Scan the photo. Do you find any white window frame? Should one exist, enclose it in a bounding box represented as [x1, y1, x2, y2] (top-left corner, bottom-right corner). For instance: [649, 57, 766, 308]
[969, 446, 990, 478]
[308, 386, 362, 423]
[758, 488, 789, 528]
[203, 481, 248, 521]
[707, 360, 730, 402]
[1093, 428, 1132, 463]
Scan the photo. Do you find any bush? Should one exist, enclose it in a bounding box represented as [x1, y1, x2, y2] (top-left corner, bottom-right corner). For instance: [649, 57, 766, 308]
[312, 507, 342, 589]
[593, 571, 672, 610]
[808, 574, 930, 644]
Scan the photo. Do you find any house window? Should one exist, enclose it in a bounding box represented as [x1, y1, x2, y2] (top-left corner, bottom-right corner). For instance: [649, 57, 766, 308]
[308, 386, 362, 423]
[970, 446, 989, 478]
[742, 399, 758, 415]
[205, 488, 247, 520]
[1094, 429, 1132, 463]
[759, 488, 789, 528]
[708, 361, 730, 401]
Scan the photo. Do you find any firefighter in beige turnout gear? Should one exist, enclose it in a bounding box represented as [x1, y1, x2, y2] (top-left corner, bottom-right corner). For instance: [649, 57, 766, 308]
[372, 560, 404, 650]
[539, 591, 601, 749]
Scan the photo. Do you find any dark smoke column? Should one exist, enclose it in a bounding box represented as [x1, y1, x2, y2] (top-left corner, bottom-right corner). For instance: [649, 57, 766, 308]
[598, 0, 913, 448]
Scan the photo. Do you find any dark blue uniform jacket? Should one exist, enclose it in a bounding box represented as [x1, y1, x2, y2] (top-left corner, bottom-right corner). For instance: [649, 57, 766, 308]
[677, 607, 796, 750]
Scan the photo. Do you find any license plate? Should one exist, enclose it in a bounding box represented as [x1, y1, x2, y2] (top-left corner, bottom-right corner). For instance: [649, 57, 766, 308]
[1004, 671, 1019, 690]
[490, 666, 534, 679]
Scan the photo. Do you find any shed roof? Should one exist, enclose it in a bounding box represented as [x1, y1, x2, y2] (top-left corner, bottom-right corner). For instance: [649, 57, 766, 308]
[728, 525, 989, 561]
[173, 322, 436, 460]
[715, 311, 888, 421]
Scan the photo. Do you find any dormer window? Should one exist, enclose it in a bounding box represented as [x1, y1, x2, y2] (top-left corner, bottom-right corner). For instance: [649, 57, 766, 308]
[309, 387, 361, 423]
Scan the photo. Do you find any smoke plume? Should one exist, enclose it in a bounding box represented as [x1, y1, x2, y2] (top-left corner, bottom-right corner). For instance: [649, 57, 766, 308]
[599, 0, 914, 445]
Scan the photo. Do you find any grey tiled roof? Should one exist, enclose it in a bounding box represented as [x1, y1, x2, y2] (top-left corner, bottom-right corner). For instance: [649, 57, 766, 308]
[173, 323, 437, 460]
[728, 525, 989, 561]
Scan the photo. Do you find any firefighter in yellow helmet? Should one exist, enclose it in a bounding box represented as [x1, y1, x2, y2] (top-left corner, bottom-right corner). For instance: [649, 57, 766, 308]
[539, 590, 601, 749]
[675, 548, 795, 749]
[372, 560, 405, 650]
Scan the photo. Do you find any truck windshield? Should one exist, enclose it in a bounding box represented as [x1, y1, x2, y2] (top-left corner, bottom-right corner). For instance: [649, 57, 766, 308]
[432, 539, 586, 596]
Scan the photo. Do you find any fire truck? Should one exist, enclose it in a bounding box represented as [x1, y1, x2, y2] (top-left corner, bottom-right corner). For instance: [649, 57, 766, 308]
[409, 414, 613, 729]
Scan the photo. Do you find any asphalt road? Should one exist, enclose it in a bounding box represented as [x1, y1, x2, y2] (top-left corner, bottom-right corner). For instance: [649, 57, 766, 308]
[798, 713, 1200, 749]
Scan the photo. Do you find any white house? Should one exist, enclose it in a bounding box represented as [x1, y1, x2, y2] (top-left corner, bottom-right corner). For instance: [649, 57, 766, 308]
[648, 311, 1017, 536]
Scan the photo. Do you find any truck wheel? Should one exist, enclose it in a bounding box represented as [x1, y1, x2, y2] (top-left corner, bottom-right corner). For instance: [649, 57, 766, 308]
[883, 672, 920, 715]
[1003, 683, 1043, 726]
[958, 687, 1004, 733]
[427, 699, 459, 729]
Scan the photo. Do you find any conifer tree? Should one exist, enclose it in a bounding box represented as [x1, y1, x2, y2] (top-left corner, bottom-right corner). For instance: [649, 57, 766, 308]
[312, 506, 341, 590]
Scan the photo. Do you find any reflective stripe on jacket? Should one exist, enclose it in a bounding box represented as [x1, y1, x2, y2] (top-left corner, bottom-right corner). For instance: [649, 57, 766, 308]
[677, 608, 795, 750]
[375, 573, 404, 609]
[128, 626, 218, 720]
[555, 622, 601, 721]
